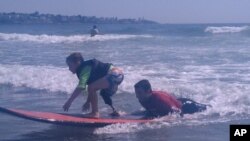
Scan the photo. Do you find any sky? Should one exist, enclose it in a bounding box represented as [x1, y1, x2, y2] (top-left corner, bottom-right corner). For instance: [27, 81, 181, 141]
[0, 0, 250, 23]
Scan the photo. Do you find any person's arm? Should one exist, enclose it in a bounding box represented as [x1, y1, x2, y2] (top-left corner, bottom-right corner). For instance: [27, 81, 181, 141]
[63, 66, 91, 111]
[77, 66, 92, 111]
[63, 87, 83, 111]
[77, 66, 91, 90]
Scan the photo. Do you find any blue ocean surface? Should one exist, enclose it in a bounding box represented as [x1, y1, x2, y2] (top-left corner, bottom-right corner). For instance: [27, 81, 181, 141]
[0, 23, 250, 141]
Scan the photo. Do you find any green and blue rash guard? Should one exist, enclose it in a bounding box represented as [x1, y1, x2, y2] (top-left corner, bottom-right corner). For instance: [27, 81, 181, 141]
[76, 59, 112, 90]
[77, 66, 91, 89]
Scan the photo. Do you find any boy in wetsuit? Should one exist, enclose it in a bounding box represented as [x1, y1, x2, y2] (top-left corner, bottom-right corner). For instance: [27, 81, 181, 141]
[63, 52, 123, 118]
[134, 79, 208, 117]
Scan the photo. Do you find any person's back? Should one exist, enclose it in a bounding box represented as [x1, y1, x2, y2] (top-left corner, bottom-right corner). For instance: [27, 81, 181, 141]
[139, 90, 181, 117]
[134, 80, 181, 117]
[134, 79, 208, 117]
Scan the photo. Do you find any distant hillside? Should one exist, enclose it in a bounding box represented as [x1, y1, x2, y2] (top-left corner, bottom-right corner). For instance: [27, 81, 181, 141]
[0, 12, 158, 24]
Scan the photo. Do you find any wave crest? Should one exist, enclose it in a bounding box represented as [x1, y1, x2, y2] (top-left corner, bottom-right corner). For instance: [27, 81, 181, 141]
[0, 64, 77, 93]
[205, 26, 249, 34]
[0, 33, 152, 43]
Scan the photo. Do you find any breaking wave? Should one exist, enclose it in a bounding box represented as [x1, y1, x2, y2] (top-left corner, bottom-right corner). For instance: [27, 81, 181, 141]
[0, 32, 152, 43]
[205, 26, 249, 34]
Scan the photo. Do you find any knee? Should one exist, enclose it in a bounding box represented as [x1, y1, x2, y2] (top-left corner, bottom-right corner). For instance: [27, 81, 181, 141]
[88, 85, 97, 93]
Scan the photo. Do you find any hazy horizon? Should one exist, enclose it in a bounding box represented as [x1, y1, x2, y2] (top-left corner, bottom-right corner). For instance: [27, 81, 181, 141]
[0, 0, 250, 24]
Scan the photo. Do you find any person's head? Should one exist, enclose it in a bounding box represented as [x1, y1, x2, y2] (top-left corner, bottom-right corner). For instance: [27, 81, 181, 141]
[134, 79, 152, 101]
[93, 25, 97, 29]
[66, 52, 84, 74]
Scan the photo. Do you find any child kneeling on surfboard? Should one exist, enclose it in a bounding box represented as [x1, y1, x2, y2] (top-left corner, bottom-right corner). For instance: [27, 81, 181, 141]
[63, 52, 124, 118]
[134, 79, 208, 117]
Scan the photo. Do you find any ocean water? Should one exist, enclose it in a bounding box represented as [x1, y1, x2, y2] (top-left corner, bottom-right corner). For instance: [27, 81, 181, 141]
[0, 23, 250, 141]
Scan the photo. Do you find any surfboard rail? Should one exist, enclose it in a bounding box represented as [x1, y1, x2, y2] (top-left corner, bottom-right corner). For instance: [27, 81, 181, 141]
[0, 107, 152, 127]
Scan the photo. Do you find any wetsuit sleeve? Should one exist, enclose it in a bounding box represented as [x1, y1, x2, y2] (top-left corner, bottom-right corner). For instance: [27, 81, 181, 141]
[77, 66, 91, 90]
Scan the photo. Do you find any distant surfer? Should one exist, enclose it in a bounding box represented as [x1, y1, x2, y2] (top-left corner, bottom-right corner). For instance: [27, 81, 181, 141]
[63, 52, 124, 118]
[134, 79, 209, 118]
[90, 25, 99, 37]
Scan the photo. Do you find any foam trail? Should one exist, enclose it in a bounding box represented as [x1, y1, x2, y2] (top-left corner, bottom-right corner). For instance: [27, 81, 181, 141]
[93, 114, 228, 135]
[94, 119, 171, 134]
[205, 26, 249, 34]
[0, 33, 152, 43]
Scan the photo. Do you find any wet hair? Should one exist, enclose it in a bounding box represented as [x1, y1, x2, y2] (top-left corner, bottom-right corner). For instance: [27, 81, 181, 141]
[134, 79, 152, 92]
[93, 25, 97, 28]
[66, 52, 84, 64]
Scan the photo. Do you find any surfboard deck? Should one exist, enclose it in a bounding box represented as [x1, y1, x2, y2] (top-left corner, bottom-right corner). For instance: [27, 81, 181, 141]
[0, 107, 152, 127]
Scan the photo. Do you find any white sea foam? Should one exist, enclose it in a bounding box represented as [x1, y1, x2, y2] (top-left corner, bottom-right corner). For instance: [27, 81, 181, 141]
[0, 64, 77, 93]
[94, 111, 250, 134]
[0, 64, 159, 94]
[94, 123, 144, 134]
[94, 117, 173, 134]
[94, 114, 223, 134]
[0, 63, 249, 120]
[205, 26, 249, 34]
[0, 32, 152, 43]
[179, 64, 250, 116]
[122, 63, 250, 115]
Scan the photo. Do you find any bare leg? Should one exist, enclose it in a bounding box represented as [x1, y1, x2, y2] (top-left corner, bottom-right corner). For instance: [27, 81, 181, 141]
[87, 76, 109, 118]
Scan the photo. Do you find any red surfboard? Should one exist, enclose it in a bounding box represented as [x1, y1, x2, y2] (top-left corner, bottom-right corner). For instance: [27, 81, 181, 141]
[0, 107, 152, 127]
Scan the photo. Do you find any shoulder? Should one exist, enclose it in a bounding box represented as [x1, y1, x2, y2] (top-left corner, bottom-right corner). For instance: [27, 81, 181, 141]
[81, 59, 98, 67]
[152, 91, 171, 98]
[84, 59, 94, 64]
[152, 91, 176, 103]
[151, 91, 167, 102]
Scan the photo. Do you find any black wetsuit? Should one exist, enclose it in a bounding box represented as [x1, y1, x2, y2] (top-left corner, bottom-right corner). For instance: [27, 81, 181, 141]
[177, 98, 208, 115]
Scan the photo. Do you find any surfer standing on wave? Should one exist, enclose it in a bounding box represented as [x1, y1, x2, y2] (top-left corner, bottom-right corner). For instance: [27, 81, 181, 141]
[90, 25, 99, 37]
[63, 52, 124, 118]
[134, 79, 209, 118]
